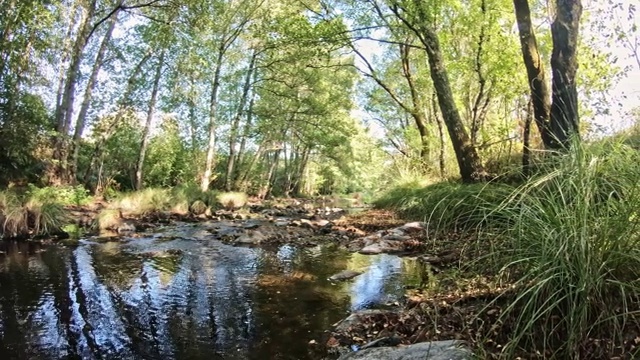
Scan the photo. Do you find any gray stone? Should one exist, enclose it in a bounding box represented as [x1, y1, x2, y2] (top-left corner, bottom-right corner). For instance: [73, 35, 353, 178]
[359, 240, 404, 255]
[337, 340, 471, 360]
[235, 230, 267, 244]
[399, 222, 427, 234]
[116, 222, 136, 234]
[328, 270, 362, 281]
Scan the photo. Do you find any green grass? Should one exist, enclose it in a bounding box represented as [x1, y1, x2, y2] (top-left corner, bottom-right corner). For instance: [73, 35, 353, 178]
[0, 187, 67, 239]
[103, 184, 246, 216]
[485, 141, 640, 359]
[375, 141, 640, 359]
[373, 180, 514, 234]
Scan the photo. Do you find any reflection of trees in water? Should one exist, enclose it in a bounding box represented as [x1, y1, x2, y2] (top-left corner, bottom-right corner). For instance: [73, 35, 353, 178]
[1, 237, 408, 360]
[350, 254, 405, 311]
[249, 245, 352, 360]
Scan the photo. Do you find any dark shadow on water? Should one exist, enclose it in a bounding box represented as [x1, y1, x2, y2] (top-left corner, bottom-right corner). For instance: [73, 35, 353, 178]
[0, 226, 431, 359]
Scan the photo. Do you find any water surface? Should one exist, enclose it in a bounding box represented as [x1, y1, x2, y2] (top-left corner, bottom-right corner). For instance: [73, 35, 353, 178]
[0, 224, 427, 359]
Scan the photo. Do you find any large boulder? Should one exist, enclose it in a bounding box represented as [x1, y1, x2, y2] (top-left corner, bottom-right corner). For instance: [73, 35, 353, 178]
[337, 340, 471, 360]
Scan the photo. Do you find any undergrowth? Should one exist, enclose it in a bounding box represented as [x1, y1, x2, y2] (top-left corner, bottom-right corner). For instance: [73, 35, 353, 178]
[375, 141, 640, 359]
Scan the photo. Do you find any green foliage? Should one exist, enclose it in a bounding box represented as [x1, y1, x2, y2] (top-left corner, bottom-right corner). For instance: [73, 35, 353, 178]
[25, 184, 91, 206]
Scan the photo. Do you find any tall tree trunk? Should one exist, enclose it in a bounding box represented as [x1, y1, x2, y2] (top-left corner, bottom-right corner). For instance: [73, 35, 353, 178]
[470, 0, 491, 147]
[550, 0, 582, 148]
[513, 0, 553, 149]
[135, 50, 165, 190]
[391, 3, 486, 182]
[53, 0, 98, 184]
[234, 83, 256, 188]
[225, 49, 257, 191]
[69, 12, 118, 183]
[201, 46, 225, 192]
[421, 27, 486, 182]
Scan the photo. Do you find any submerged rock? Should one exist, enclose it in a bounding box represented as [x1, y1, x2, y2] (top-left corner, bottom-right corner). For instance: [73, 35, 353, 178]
[337, 340, 471, 360]
[328, 269, 363, 282]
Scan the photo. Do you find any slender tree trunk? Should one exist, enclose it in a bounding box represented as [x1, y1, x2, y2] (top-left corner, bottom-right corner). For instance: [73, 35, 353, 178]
[135, 51, 165, 190]
[431, 92, 446, 178]
[421, 27, 486, 182]
[234, 87, 256, 188]
[225, 49, 256, 191]
[54, 0, 80, 113]
[53, 0, 98, 184]
[522, 98, 533, 176]
[470, 0, 491, 147]
[399, 43, 430, 169]
[201, 47, 225, 192]
[513, 0, 553, 149]
[550, 0, 582, 149]
[238, 144, 263, 191]
[69, 12, 118, 183]
[119, 51, 153, 108]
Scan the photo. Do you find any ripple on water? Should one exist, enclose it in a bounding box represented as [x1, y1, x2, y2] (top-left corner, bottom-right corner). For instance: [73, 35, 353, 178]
[0, 224, 432, 360]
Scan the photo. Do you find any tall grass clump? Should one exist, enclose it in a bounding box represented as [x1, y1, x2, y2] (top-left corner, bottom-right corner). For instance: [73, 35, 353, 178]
[373, 180, 514, 233]
[0, 188, 67, 239]
[489, 141, 640, 359]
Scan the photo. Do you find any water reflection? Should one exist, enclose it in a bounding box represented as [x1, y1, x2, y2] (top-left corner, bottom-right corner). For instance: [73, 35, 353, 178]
[0, 225, 429, 359]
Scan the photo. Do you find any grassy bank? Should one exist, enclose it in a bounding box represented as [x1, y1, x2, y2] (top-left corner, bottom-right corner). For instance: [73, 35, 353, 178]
[0, 185, 87, 239]
[375, 141, 640, 359]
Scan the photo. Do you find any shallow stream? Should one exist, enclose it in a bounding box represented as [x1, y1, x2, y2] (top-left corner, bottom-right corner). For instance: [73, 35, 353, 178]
[0, 223, 428, 359]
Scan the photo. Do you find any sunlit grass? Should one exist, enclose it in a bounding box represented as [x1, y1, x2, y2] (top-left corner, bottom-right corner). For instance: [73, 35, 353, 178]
[0, 188, 67, 238]
[375, 141, 640, 358]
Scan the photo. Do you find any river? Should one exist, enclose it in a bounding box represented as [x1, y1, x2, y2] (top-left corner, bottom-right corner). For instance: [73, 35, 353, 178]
[0, 222, 427, 359]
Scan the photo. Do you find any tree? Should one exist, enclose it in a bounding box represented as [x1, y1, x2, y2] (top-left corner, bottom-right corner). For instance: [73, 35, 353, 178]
[513, 0, 582, 150]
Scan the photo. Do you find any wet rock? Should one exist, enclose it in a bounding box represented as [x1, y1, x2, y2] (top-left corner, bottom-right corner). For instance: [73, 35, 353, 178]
[117, 222, 136, 234]
[328, 270, 363, 282]
[359, 240, 404, 255]
[337, 340, 471, 360]
[204, 207, 213, 217]
[234, 213, 248, 220]
[242, 222, 261, 230]
[274, 220, 290, 227]
[190, 200, 207, 215]
[399, 222, 426, 234]
[235, 230, 267, 244]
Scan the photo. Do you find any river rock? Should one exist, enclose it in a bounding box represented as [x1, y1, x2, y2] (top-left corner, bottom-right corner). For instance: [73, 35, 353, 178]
[235, 230, 267, 244]
[359, 240, 404, 254]
[116, 222, 136, 234]
[337, 340, 471, 360]
[398, 222, 426, 234]
[328, 270, 363, 282]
